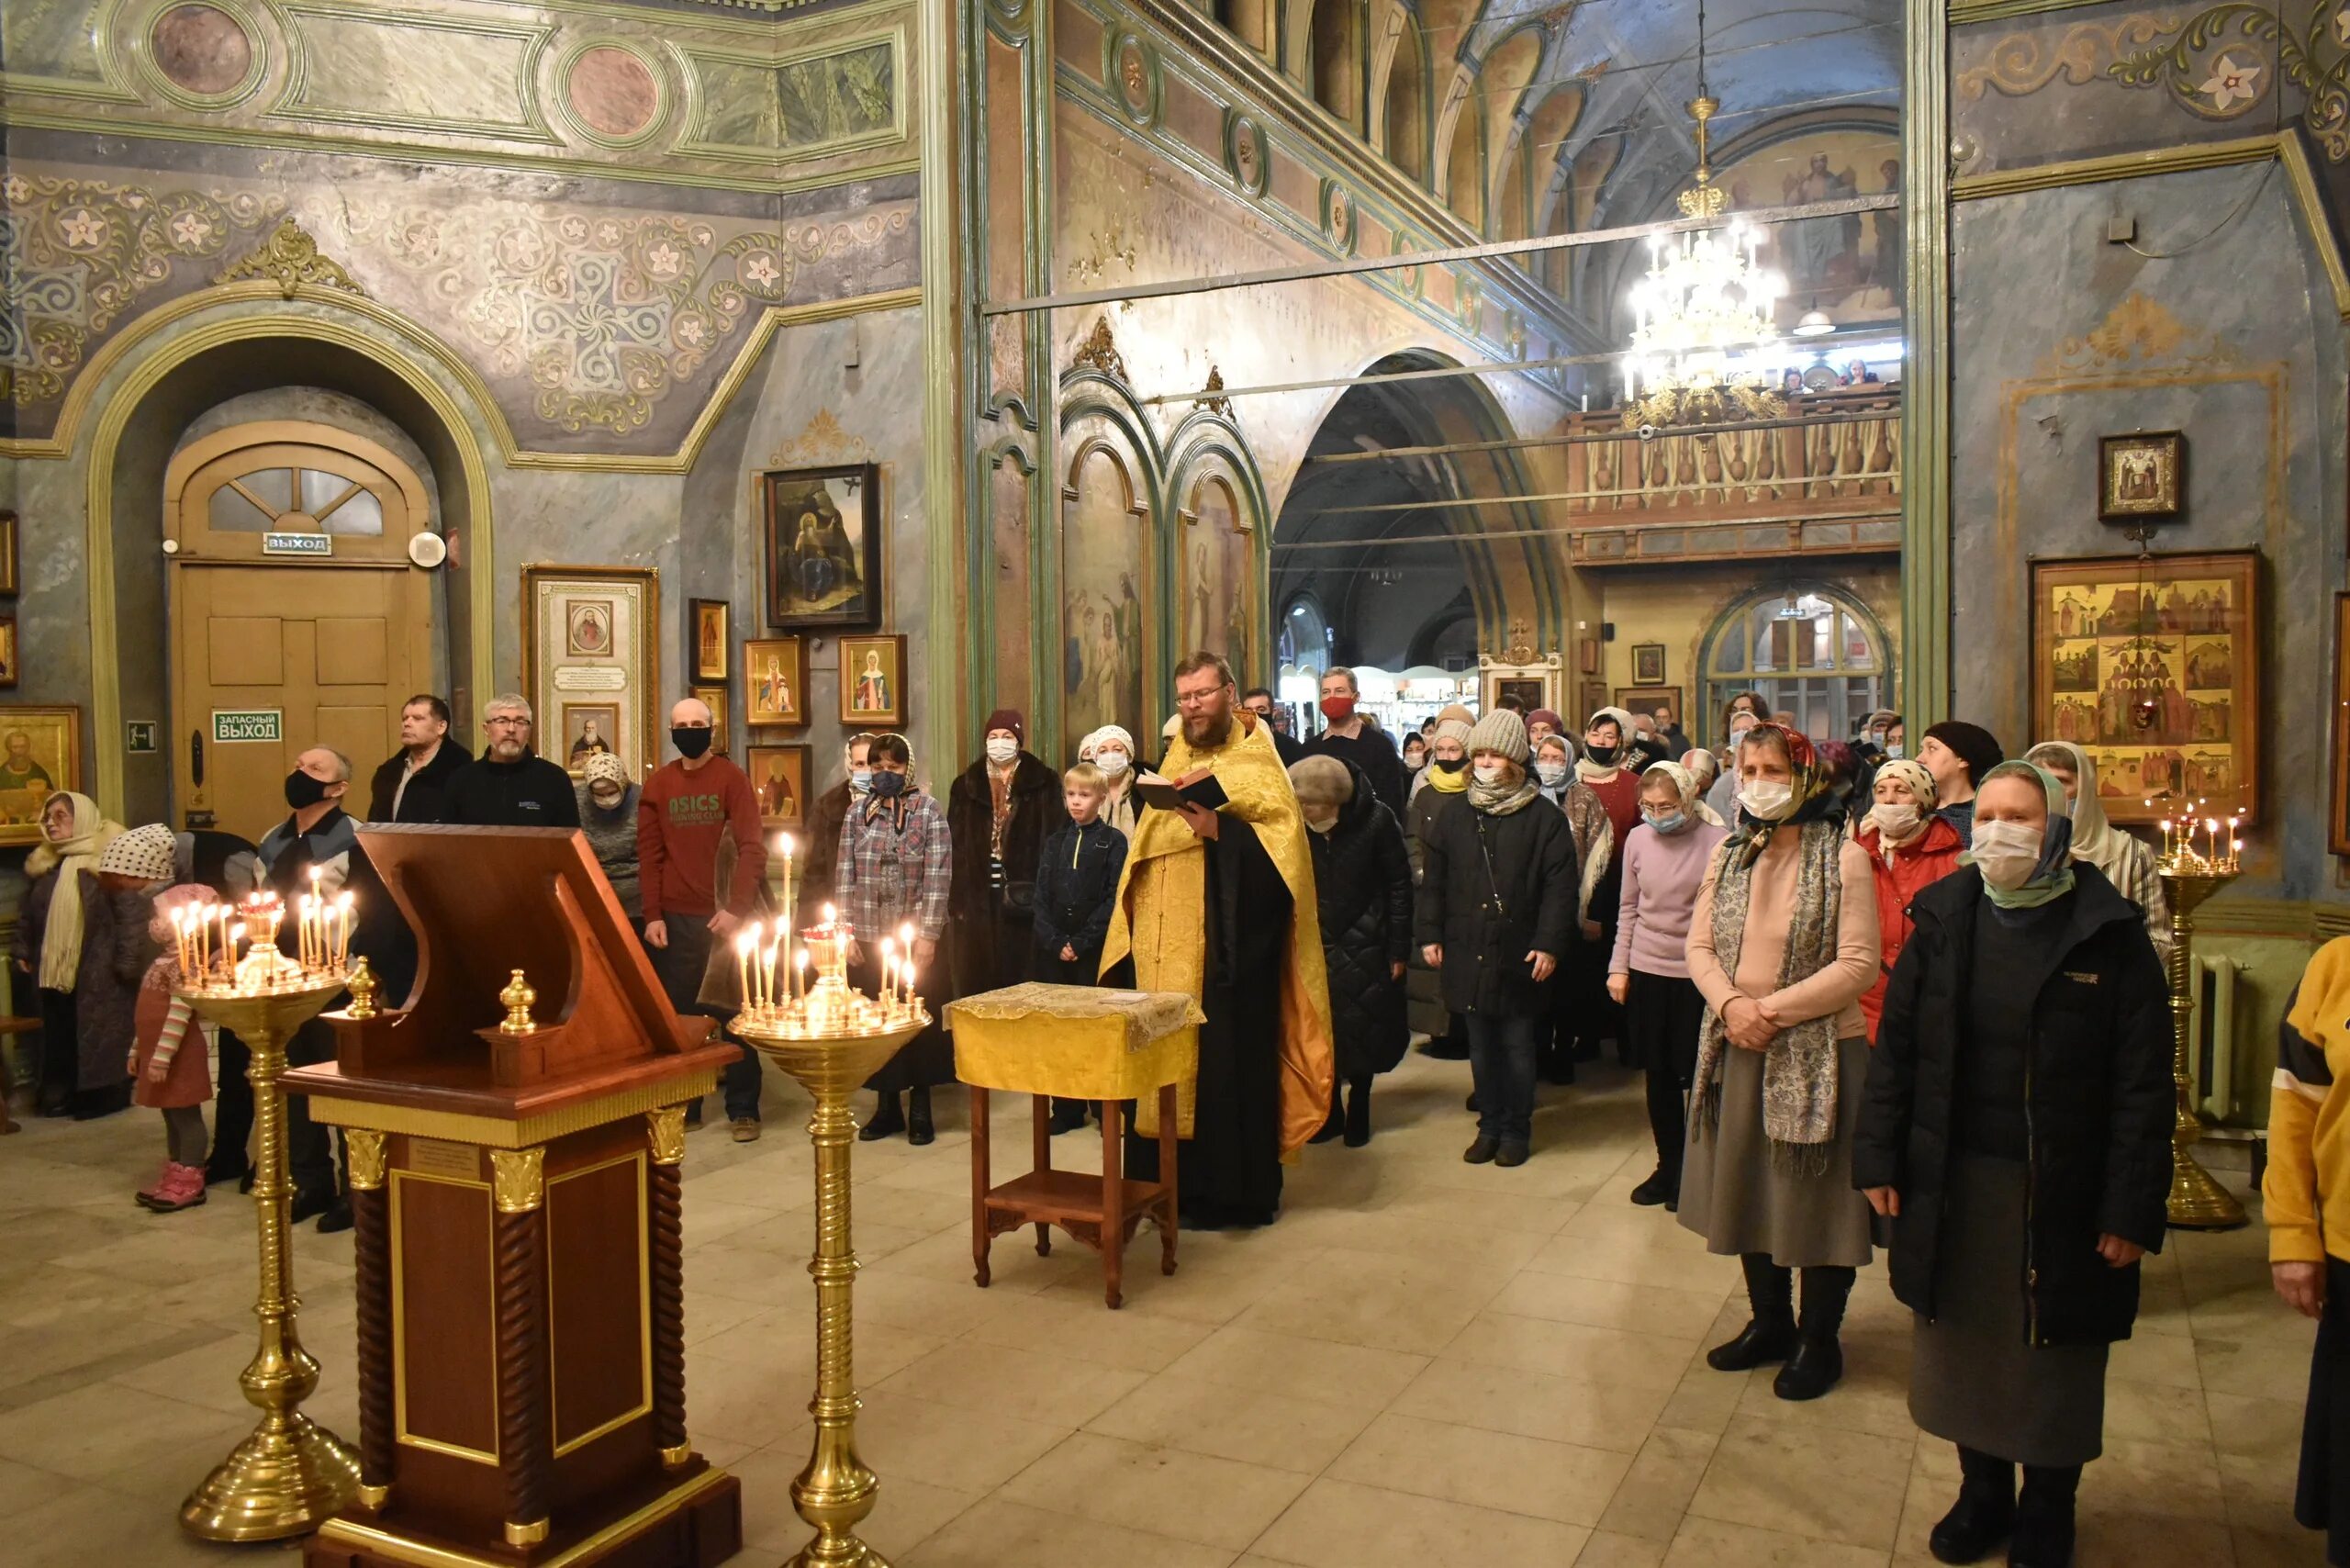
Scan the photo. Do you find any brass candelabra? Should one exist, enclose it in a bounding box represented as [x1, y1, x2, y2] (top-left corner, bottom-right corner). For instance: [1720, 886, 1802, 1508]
[732, 912, 928, 1568]
[173, 913, 364, 1541]
[2157, 846, 2249, 1231]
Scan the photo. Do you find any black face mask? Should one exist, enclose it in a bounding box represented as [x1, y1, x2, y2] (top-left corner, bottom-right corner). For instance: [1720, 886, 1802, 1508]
[1586, 744, 1619, 767]
[1432, 756, 1468, 775]
[671, 725, 712, 759]
[285, 769, 330, 810]
[869, 770, 907, 798]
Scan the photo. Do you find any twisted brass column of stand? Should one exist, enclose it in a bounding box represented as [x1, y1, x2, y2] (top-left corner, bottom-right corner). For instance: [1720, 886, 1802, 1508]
[345, 1129, 395, 1510]
[647, 1106, 690, 1468]
[793, 1082, 880, 1567]
[491, 1148, 551, 1549]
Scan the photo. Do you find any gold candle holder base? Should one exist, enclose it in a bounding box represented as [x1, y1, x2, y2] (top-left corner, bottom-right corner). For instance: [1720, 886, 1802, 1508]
[176, 974, 362, 1541]
[734, 1004, 928, 1568]
[2158, 867, 2249, 1232]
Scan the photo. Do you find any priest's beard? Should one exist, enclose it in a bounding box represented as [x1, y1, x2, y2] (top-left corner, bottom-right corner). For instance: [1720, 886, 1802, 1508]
[1183, 707, 1234, 750]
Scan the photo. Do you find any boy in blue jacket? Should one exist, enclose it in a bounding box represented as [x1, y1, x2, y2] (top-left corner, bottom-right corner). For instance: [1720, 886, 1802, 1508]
[1032, 762, 1128, 1131]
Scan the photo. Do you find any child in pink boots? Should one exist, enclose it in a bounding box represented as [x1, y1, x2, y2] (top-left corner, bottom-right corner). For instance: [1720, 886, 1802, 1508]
[131, 885, 211, 1213]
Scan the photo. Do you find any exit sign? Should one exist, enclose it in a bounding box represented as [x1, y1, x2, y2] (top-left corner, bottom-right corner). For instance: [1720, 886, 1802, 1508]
[263, 532, 332, 557]
[124, 722, 158, 754]
[212, 710, 283, 744]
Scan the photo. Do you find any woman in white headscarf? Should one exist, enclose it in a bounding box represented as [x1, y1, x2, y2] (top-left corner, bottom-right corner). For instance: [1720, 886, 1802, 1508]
[13, 791, 123, 1115]
[1084, 725, 1139, 838]
[2024, 740, 2169, 958]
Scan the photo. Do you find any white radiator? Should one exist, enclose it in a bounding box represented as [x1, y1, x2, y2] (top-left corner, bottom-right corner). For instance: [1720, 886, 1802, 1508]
[2196, 956, 2244, 1122]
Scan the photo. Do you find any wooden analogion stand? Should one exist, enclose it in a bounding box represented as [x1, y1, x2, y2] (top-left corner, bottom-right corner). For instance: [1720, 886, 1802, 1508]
[284, 826, 744, 1568]
[948, 983, 1203, 1309]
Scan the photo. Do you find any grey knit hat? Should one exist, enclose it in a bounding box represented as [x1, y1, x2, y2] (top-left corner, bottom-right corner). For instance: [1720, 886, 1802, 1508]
[1287, 755, 1353, 808]
[97, 822, 177, 882]
[1467, 709, 1530, 765]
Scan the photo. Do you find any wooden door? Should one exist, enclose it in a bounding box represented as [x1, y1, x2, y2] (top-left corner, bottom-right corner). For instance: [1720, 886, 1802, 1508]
[164, 422, 436, 842]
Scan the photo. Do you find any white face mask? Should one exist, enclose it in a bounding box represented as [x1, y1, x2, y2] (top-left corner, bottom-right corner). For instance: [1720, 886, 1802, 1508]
[1095, 748, 1129, 778]
[1534, 760, 1568, 787]
[1970, 819, 2044, 890]
[1738, 778, 1796, 821]
[1884, 742, 1905, 759]
[1472, 762, 1505, 785]
[985, 737, 1018, 765]
[1866, 801, 1922, 842]
[1305, 811, 1337, 834]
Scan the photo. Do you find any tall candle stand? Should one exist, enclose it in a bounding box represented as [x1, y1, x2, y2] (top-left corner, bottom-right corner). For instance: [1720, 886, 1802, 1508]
[173, 894, 364, 1540]
[2157, 824, 2249, 1231]
[730, 912, 928, 1568]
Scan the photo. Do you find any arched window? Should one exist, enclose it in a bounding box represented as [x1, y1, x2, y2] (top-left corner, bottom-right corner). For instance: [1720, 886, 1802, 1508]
[1698, 585, 1893, 746]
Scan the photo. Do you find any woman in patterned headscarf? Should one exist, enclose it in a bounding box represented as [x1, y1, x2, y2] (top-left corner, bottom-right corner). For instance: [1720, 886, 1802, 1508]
[1854, 757, 1964, 1042]
[1679, 722, 1881, 1403]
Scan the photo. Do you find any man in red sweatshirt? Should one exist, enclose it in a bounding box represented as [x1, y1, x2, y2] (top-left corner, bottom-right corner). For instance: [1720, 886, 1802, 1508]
[638, 695, 769, 1139]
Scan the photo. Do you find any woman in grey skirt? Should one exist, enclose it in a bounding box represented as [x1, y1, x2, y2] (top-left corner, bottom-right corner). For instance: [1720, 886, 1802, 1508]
[1681, 722, 1881, 1401]
[1857, 762, 2172, 1568]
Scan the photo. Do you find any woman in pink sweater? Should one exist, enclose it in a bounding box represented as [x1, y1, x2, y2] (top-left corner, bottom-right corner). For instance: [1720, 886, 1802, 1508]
[1606, 761, 1729, 1211]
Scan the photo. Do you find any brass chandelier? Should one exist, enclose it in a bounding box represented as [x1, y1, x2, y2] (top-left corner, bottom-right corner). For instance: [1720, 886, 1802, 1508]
[1620, 1, 1787, 431]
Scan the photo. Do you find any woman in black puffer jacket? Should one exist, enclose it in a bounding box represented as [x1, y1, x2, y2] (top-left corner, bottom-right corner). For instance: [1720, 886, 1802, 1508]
[1290, 756, 1413, 1147]
[1856, 761, 2172, 1568]
[1414, 711, 1579, 1167]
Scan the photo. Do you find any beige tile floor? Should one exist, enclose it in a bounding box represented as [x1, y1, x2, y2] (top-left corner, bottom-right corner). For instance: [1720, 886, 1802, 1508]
[0, 1048, 2329, 1567]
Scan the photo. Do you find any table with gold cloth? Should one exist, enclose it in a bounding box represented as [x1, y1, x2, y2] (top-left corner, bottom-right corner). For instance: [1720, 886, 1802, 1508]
[947, 983, 1204, 1309]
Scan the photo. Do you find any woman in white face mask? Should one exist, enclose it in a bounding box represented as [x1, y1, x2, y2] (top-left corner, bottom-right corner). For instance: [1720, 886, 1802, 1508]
[1853, 758, 1964, 1043]
[2023, 739, 2169, 960]
[1856, 762, 2171, 1568]
[1682, 722, 1881, 1404]
[1084, 724, 1139, 839]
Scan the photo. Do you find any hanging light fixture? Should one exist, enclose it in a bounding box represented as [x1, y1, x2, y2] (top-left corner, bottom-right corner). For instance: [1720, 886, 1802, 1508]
[1792, 297, 1836, 338]
[1621, 0, 1788, 430]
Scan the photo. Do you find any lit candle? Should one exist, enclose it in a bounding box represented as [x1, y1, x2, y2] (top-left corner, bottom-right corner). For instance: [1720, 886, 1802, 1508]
[822, 902, 837, 931]
[735, 929, 755, 1009]
[335, 891, 354, 969]
[763, 938, 780, 1012]
[778, 833, 795, 928]
[879, 937, 895, 1006]
[796, 949, 809, 1006]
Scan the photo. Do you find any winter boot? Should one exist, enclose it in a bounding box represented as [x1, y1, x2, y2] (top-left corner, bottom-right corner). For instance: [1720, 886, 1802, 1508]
[1930, 1446, 2017, 1564]
[2009, 1464, 2079, 1568]
[1707, 1253, 1796, 1371]
[144, 1162, 208, 1213]
[1774, 1265, 1854, 1400]
[907, 1086, 935, 1146]
[859, 1091, 904, 1140]
[134, 1160, 173, 1209]
[1342, 1079, 1372, 1148]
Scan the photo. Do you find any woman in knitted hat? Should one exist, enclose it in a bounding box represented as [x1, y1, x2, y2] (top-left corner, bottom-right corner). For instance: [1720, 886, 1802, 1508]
[62, 823, 179, 1121]
[129, 884, 217, 1212]
[1415, 710, 1579, 1166]
[1918, 720, 2005, 848]
[14, 791, 123, 1115]
[575, 751, 643, 923]
[1291, 755, 1413, 1146]
[1681, 722, 1880, 1401]
[1857, 761, 2171, 1567]
[1406, 707, 1475, 1058]
[1606, 760, 1730, 1210]
[1854, 758, 1964, 1041]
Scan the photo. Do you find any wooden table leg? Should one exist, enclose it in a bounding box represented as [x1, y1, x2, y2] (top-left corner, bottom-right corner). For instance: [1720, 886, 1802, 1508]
[1031, 1095, 1052, 1257]
[1102, 1098, 1125, 1309]
[1158, 1083, 1178, 1276]
[970, 1086, 991, 1287]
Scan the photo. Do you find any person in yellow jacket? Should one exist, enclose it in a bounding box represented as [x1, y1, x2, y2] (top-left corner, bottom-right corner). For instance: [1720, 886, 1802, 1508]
[2268, 936, 2350, 1567]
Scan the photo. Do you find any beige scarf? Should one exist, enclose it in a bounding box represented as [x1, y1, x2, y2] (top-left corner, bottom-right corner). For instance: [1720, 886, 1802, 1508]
[27, 793, 124, 992]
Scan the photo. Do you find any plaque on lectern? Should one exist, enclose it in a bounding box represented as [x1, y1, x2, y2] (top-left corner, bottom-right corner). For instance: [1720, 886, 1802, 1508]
[284, 825, 743, 1568]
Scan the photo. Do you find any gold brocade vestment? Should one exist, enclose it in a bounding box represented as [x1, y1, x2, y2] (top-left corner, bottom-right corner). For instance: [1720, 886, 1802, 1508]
[1098, 713, 1334, 1159]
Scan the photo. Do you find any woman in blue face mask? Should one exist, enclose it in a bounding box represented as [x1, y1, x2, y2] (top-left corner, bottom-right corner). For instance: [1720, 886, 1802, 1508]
[1606, 761, 1729, 1211]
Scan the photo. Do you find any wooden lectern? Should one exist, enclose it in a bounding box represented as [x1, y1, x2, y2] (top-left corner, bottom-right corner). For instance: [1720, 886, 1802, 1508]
[284, 825, 744, 1568]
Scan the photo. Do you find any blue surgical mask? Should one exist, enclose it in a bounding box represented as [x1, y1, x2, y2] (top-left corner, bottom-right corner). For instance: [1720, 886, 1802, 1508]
[869, 770, 906, 799]
[1884, 743, 1905, 759]
[850, 769, 873, 795]
[1645, 810, 1689, 835]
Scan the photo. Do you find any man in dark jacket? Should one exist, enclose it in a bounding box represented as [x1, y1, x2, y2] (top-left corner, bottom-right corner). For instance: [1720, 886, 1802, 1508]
[1303, 668, 1406, 817]
[1242, 688, 1304, 767]
[444, 694, 581, 827]
[366, 693, 473, 823]
[797, 733, 870, 926]
[260, 745, 413, 1234]
[945, 709, 1068, 1002]
[1032, 759, 1127, 1132]
[1291, 756, 1411, 1148]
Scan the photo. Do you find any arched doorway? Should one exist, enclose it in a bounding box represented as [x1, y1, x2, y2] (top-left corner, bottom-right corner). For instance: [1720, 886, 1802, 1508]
[1698, 583, 1893, 745]
[163, 420, 437, 842]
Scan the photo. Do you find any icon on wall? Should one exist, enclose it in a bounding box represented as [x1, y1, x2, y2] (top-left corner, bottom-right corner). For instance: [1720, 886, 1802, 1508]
[2098, 431, 2186, 522]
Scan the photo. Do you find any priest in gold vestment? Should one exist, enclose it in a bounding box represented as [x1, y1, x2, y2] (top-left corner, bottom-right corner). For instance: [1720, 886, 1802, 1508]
[1102, 651, 1334, 1227]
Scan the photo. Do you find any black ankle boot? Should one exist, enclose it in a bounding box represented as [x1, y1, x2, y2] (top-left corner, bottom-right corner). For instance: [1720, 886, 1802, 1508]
[907, 1086, 934, 1146]
[1930, 1446, 2016, 1563]
[1774, 1265, 1854, 1400]
[1310, 1085, 1344, 1144]
[1707, 1253, 1796, 1371]
[2009, 1464, 2078, 1568]
[1343, 1080, 1371, 1147]
[860, 1091, 904, 1140]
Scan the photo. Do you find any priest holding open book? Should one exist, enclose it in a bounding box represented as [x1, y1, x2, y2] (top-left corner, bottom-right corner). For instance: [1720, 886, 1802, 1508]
[1101, 651, 1334, 1228]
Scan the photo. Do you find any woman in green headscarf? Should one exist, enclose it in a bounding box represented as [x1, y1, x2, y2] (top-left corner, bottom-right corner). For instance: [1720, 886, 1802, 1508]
[1855, 761, 2173, 1568]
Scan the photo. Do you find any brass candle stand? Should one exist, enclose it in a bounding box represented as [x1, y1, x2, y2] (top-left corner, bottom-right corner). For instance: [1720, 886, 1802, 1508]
[2158, 857, 2250, 1231]
[732, 917, 928, 1568]
[175, 941, 364, 1541]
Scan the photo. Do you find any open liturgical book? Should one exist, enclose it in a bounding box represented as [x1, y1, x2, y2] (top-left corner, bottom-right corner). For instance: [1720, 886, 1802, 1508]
[1131, 769, 1230, 814]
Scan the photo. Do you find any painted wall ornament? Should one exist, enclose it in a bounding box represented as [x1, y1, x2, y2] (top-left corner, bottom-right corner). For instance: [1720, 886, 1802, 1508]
[1195, 367, 1233, 418]
[2107, 6, 2349, 155]
[1070, 316, 1128, 382]
[1226, 113, 1268, 196]
[214, 218, 367, 299]
[1113, 34, 1155, 124]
